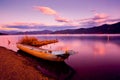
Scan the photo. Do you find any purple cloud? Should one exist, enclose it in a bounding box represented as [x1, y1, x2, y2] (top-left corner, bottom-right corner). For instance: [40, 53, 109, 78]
[79, 13, 120, 27]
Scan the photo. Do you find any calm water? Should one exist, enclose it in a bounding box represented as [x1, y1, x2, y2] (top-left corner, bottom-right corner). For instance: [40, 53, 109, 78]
[0, 34, 120, 80]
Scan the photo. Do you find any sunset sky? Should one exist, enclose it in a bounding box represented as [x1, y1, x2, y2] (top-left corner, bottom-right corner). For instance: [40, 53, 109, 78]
[0, 0, 120, 31]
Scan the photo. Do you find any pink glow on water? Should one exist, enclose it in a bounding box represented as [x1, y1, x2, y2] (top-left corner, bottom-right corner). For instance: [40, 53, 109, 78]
[0, 35, 120, 80]
[0, 35, 19, 51]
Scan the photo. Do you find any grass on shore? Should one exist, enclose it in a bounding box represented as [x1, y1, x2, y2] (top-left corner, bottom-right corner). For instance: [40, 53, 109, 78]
[17, 36, 58, 47]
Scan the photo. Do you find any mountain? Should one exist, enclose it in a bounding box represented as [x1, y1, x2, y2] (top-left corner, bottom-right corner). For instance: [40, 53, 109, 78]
[16, 30, 53, 35]
[0, 32, 7, 35]
[53, 22, 120, 34]
[0, 33, 4, 35]
[0, 30, 19, 35]
[1, 22, 120, 35]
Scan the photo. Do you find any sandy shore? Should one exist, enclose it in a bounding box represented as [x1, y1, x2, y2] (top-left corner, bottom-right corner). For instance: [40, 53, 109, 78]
[0, 46, 54, 80]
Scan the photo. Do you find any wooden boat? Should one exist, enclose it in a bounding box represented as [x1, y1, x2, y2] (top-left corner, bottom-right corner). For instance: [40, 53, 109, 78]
[17, 44, 75, 61]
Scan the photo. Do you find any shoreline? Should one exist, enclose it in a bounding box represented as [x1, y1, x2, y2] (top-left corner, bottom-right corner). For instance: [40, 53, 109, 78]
[0, 46, 54, 80]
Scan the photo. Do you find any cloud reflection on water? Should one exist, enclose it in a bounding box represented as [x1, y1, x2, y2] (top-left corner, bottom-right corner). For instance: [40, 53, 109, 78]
[0, 35, 120, 80]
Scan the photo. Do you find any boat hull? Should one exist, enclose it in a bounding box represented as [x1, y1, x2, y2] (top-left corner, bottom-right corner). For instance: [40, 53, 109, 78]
[17, 44, 65, 61]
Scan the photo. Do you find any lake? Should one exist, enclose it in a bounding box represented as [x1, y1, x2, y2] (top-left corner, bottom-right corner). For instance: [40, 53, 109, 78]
[0, 34, 120, 80]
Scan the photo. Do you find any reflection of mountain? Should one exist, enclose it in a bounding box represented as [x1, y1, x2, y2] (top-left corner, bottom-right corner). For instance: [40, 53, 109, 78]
[41, 35, 120, 46]
[53, 35, 120, 46]
[85, 36, 120, 46]
[17, 50, 75, 80]
[53, 22, 120, 34]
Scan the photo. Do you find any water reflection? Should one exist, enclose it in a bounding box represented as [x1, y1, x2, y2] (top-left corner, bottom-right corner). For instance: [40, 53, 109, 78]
[0, 34, 120, 80]
[17, 50, 75, 80]
[0, 35, 19, 51]
[41, 36, 120, 58]
[36, 60, 75, 80]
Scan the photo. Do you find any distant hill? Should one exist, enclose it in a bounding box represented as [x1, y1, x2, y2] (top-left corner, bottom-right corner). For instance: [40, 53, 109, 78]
[0, 32, 7, 35]
[0, 33, 4, 35]
[16, 30, 53, 35]
[53, 22, 120, 34]
[0, 30, 19, 35]
[1, 22, 120, 35]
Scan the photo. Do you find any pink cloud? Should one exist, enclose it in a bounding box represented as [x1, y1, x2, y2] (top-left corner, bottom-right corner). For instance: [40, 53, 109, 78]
[78, 13, 110, 27]
[13, 22, 43, 26]
[34, 6, 57, 15]
[94, 13, 109, 19]
[55, 16, 70, 23]
[1, 22, 44, 28]
[33, 6, 120, 27]
[73, 12, 120, 28]
[55, 16, 80, 26]
[92, 13, 120, 25]
[34, 6, 72, 24]
[93, 13, 109, 23]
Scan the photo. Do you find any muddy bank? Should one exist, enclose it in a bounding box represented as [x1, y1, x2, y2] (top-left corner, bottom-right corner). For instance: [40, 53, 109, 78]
[0, 46, 54, 80]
